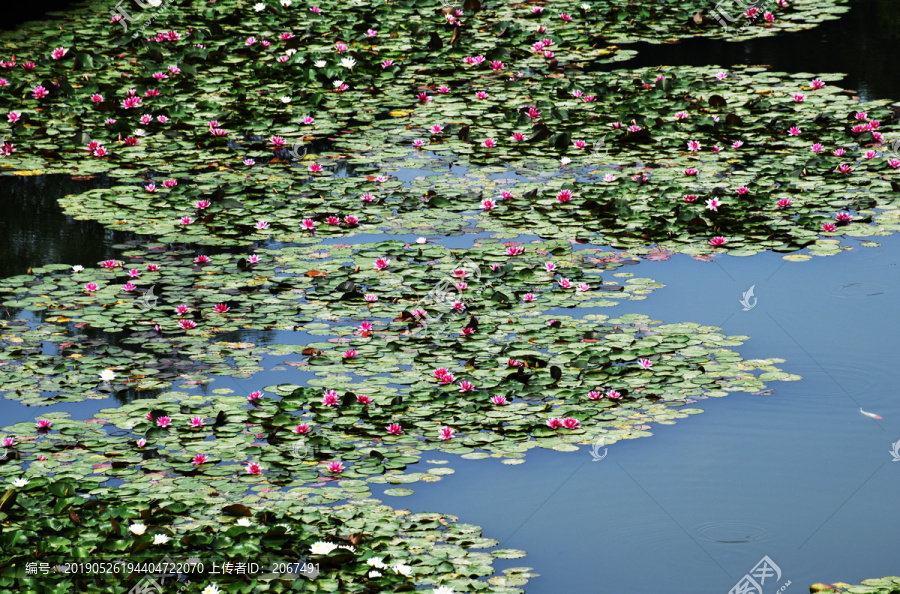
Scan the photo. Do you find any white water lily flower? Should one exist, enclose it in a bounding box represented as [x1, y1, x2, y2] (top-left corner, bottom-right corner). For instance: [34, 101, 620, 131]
[332, 80, 344, 88]
[314, 60, 326, 68]
[147, 0, 162, 6]
[280, 96, 291, 103]
[72, 265, 84, 273]
[133, 129, 146, 136]
[280, 0, 291, 6]
[236, 518, 252, 526]
[153, 534, 169, 545]
[13, 478, 29, 487]
[285, 49, 297, 56]
[253, 2, 265, 10]
[416, 237, 427, 244]
[560, 157, 572, 166]
[369, 570, 382, 578]
[129, 523, 146, 536]
[99, 369, 116, 382]
[201, 585, 220, 594]
[392, 563, 412, 576]
[310, 541, 338, 555]
[581, 3, 590, 10]
[340, 57, 356, 69]
[433, 587, 456, 594]
[367, 557, 387, 569]
[338, 544, 355, 552]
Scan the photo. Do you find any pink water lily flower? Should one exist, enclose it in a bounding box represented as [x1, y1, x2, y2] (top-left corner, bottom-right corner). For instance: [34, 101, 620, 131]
[178, 319, 197, 330]
[374, 257, 390, 270]
[386, 423, 402, 435]
[192, 454, 208, 466]
[458, 381, 475, 392]
[36, 419, 53, 430]
[563, 418, 580, 429]
[122, 282, 136, 291]
[547, 417, 563, 429]
[309, 163, 323, 172]
[322, 390, 340, 406]
[638, 358, 652, 369]
[357, 394, 372, 405]
[438, 427, 455, 440]
[821, 222, 837, 232]
[293, 424, 310, 434]
[491, 395, 508, 405]
[343, 349, 357, 359]
[156, 416, 171, 428]
[709, 236, 727, 247]
[556, 189, 572, 203]
[247, 391, 263, 403]
[687, 140, 701, 151]
[189, 417, 204, 427]
[246, 461, 263, 475]
[327, 461, 344, 474]
[84, 282, 99, 292]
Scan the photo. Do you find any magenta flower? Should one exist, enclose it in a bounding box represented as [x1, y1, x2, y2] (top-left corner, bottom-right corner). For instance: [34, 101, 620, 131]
[523, 293, 535, 302]
[508, 359, 523, 367]
[776, 198, 792, 209]
[301, 219, 316, 230]
[439, 373, 455, 385]
[189, 417, 204, 428]
[255, 220, 269, 230]
[36, 419, 52, 430]
[212, 303, 230, 314]
[490, 61, 504, 71]
[192, 454, 208, 466]
[588, 390, 603, 400]
[481, 198, 497, 210]
[709, 236, 727, 247]
[888, 159, 900, 169]
[387, 423, 403, 435]
[706, 198, 721, 211]
[51, 47, 68, 60]
[248, 391, 263, 404]
[433, 368, 450, 380]
[176, 305, 190, 315]
[563, 418, 580, 429]
[343, 349, 357, 359]
[374, 257, 390, 270]
[136, 438, 147, 447]
[451, 302, 465, 312]
[84, 282, 99, 292]
[546, 418, 563, 429]
[178, 319, 197, 330]
[732, 140, 744, 149]
[248, 255, 260, 264]
[811, 78, 825, 89]
[558, 278, 572, 289]
[683, 168, 698, 176]
[194, 200, 211, 210]
[32, 85, 49, 99]
[293, 424, 310, 434]
[322, 390, 340, 406]
[793, 93, 805, 102]
[491, 395, 508, 405]
[821, 222, 837, 232]
[413, 139, 425, 147]
[838, 164, 852, 174]
[687, 140, 701, 151]
[180, 216, 193, 225]
[246, 461, 263, 475]
[417, 92, 430, 103]
[309, 163, 322, 173]
[835, 212, 852, 223]
[438, 427, 455, 440]
[122, 282, 136, 292]
[156, 416, 171, 428]
[559, 12, 572, 20]
[437, 86, 450, 93]
[481, 138, 495, 148]
[459, 381, 475, 392]
[2, 437, 14, 447]
[344, 215, 359, 225]
[556, 189, 573, 203]
[711, 146, 722, 153]
[607, 390, 622, 400]
[7, 111, 21, 124]
[128, 269, 141, 278]
[787, 126, 801, 136]
[245, 37, 257, 46]
[811, 143, 824, 153]
[833, 148, 846, 157]
[357, 394, 372, 405]
[364, 294, 377, 302]
[674, 111, 688, 120]
[764, 11, 774, 22]
[327, 461, 344, 474]
[270, 136, 286, 147]
[194, 255, 210, 264]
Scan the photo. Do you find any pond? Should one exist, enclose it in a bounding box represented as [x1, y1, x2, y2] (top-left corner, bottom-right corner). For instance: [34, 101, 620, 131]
[1, 0, 899, 593]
